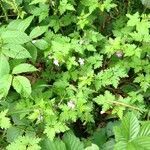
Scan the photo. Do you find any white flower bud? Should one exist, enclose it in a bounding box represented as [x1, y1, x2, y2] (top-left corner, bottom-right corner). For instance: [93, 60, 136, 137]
[78, 58, 84, 65]
[100, 111, 105, 114]
[37, 115, 43, 122]
[32, 40, 37, 44]
[53, 59, 59, 66]
[67, 100, 75, 109]
[79, 39, 84, 45]
[115, 51, 123, 58]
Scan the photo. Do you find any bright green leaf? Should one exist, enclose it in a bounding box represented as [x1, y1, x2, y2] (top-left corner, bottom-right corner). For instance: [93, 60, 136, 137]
[0, 110, 11, 129]
[7, 16, 34, 32]
[2, 44, 31, 59]
[30, 26, 48, 39]
[12, 76, 32, 98]
[0, 74, 12, 99]
[0, 54, 10, 78]
[12, 63, 38, 74]
[1, 31, 30, 44]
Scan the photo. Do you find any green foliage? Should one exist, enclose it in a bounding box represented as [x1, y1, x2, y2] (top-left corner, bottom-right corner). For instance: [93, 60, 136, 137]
[114, 113, 150, 150]
[0, 110, 11, 129]
[0, 0, 150, 149]
[12, 76, 32, 98]
[6, 136, 41, 150]
[12, 63, 38, 74]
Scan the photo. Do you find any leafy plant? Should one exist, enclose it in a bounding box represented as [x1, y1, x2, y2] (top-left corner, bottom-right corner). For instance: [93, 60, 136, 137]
[114, 113, 150, 150]
[0, 0, 150, 149]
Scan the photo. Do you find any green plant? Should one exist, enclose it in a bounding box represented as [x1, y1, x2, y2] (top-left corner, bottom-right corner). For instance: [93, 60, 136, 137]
[114, 113, 150, 150]
[0, 0, 150, 149]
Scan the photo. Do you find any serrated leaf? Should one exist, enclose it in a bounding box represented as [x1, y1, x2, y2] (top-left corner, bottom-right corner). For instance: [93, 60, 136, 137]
[6, 127, 23, 143]
[44, 123, 69, 141]
[139, 122, 150, 136]
[34, 39, 49, 50]
[114, 113, 140, 141]
[0, 54, 10, 78]
[126, 12, 140, 27]
[114, 141, 127, 150]
[30, 26, 48, 39]
[6, 136, 41, 150]
[0, 110, 11, 129]
[12, 76, 32, 98]
[0, 74, 12, 99]
[1, 31, 30, 44]
[63, 131, 84, 150]
[44, 126, 55, 141]
[2, 44, 31, 59]
[7, 16, 34, 32]
[41, 138, 66, 150]
[31, 3, 49, 22]
[127, 136, 150, 150]
[59, 0, 75, 15]
[12, 63, 38, 74]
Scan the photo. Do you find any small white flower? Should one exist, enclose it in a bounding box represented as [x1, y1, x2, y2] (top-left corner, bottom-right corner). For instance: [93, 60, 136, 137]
[67, 100, 75, 109]
[48, 55, 51, 59]
[37, 115, 43, 122]
[32, 40, 37, 44]
[78, 58, 84, 65]
[100, 111, 105, 114]
[115, 51, 123, 58]
[51, 1, 55, 6]
[79, 39, 84, 45]
[53, 59, 59, 66]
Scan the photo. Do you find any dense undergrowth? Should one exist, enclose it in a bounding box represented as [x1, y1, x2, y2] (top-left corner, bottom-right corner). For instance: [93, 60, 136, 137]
[0, 0, 150, 149]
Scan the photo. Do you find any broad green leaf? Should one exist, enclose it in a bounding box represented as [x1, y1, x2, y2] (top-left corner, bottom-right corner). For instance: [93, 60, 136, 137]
[2, 44, 31, 59]
[0, 54, 10, 78]
[54, 139, 66, 150]
[25, 42, 37, 63]
[0, 74, 12, 99]
[41, 138, 66, 150]
[85, 144, 99, 150]
[1, 31, 30, 44]
[12, 76, 32, 98]
[12, 63, 38, 74]
[114, 141, 127, 150]
[6, 127, 24, 143]
[63, 131, 84, 150]
[114, 113, 140, 141]
[127, 136, 150, 150]
[7, 16, 34, 32]
[138, 122, 150, 136]
[30, 26, 48, 39]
